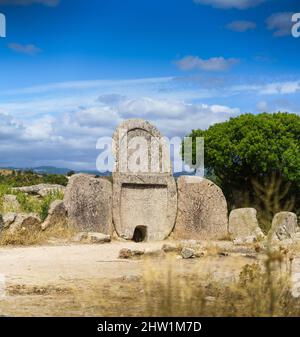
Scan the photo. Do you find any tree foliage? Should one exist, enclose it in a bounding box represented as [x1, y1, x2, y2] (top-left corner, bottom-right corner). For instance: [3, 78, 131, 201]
[185, 113, 300, 221]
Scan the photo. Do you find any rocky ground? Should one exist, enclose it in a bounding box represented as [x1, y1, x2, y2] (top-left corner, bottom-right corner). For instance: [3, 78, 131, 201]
[0, 239, 299, 317]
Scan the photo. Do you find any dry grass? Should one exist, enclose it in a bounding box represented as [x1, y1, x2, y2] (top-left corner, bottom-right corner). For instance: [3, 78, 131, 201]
[0, 248, 300, 316]
[0, 224, 75, 246]
[65, 248, 300, 317]
[141, 248, 299, 317]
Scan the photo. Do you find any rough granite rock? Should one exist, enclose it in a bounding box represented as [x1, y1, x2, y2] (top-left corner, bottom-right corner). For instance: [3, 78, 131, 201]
[0, 214, 3, 232]
[112, 119, 177, 241]
[119, 248, 133, 259]
[72, 232, 88, 242]
[2, 195, 20, 212]
[270, 212, 298, 241]
[12, 184, 65, 197]
[2, 212, 17, 229]
[41, 200, 67, 230]
[173, 176, 228, 240]
[72, 232, 111, 244]
[181, 247, 195, 259]
[233, 235, 257, 245]
[8, 213, 41, 234]
[64, 174, 113, 234]
[229, 208, 264, 240]
[87, 232, 111, 244]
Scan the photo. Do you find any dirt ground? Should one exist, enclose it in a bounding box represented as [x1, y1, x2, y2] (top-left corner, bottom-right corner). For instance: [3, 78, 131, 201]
[0, 241, 276, 316]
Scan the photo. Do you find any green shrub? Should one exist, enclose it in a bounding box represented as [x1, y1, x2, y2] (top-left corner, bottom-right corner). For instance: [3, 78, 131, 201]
[39, 191, 64, 221]
[0, 171, 68, 187]
[14, 192, 41, 214]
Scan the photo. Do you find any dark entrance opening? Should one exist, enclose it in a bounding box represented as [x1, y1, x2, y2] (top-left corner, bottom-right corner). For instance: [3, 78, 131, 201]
[133, 226, 147, 242]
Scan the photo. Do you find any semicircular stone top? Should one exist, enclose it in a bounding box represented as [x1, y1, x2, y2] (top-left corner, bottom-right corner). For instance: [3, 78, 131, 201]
[112, 119, 177, 241]
[112, 119, 172, 175]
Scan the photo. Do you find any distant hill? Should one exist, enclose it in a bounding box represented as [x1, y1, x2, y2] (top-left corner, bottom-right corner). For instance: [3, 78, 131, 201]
[0, 166, 110, 176]
[1, 166, 203, 177]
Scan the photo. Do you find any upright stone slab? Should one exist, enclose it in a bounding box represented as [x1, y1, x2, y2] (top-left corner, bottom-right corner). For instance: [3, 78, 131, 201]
[64, 174, 113, 234]
[41, 200, 67, 230]
[173, 176, 228, 240]
[112, 119, 177, 241]
[270, 211, 298, 241]
[229, 208, 264, 240]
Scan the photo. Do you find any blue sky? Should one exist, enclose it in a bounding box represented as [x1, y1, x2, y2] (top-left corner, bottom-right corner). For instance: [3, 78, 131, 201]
[0, 0, 299, 170]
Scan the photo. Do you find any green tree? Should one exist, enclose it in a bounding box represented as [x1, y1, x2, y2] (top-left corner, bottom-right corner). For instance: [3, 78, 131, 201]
[185, 113, 300, 228]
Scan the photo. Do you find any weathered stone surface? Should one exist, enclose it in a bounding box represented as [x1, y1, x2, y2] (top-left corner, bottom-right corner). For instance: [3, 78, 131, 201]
[87, 232, 111, 244]
[270, 212, 298, 241]
[8, 213, 41, 234]
[2, 195, 20, 212]
[119, 248, 133, 259]
[181, 247, 195, 259]
[173, 176, 228, 240]
[2, 212, 16, 229]
[162, 243, 180, 253]
[0, 214, 3, 232]
[112, 119, 177, 241]
[229, 208, 264, 240]
[233, 235, 256, 245]
[12, 184, 65, 197]
[72, 231, 111, 244]
[72, 232, 88, 242]
[64, 174, 113, 234]
[41, 200, 67, 230]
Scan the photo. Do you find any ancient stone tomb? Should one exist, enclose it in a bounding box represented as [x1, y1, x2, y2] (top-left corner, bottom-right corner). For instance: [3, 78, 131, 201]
[63, 119, 230, 241]
[112, 119, 177, 241]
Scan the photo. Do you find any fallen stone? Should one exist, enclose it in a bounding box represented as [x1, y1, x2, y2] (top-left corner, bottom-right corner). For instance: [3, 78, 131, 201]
[181, 247, 195, 259]
[41, 200, 67, 230]
[2, 212, 17, 229]
[12, 184, 65, 197]
[8, 213, 41, 234]
[72, 232, 110, 244]
[119, 248, 133, 259]
[87, 232, 111, 244]
[131, 249, 145, 256]
[173, 176, 228, 240]
[64, 174, 113, 234]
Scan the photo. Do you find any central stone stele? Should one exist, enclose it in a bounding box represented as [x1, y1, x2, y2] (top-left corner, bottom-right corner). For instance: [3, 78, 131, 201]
[112, 119, 177, 241]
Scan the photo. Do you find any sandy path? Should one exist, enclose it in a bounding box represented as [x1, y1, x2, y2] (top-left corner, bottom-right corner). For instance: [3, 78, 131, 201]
[0, 242, 266, 316]
[0, 242, 164, 286]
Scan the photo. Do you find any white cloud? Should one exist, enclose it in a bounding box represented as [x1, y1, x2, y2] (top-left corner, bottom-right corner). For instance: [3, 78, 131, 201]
[266, 12, 294, 37]
[226, 20, 256, 32]
[256, 101, 268, 111]
[175, 56, 240, 72]
[231, 81, 300, 95]
[194, 0, 266, 10]
[0, 93, 240, 169]
[0, 76, 299, 169]
[8, 43, 42, 55]
[0, 0, 59, 6]
[260, 81, 300, 95]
